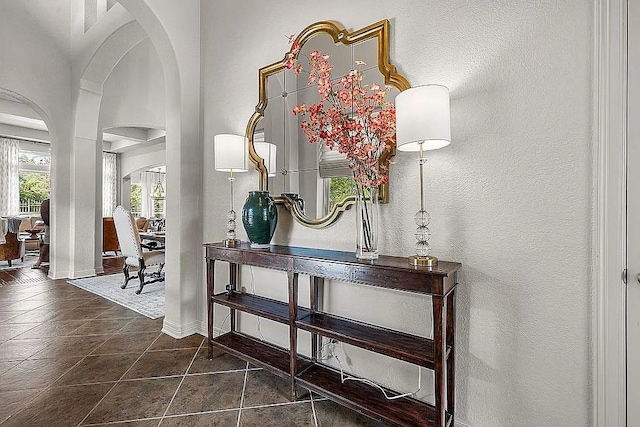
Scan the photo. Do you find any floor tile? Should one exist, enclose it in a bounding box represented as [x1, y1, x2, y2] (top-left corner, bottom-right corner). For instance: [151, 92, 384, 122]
[166, 372, 245, 415]
[1, 383, 112, 427]
[123, 349, 196, 379]
[67, 317, 134, 336]
[41, 297, 96, 310]
[29, 334, 111, 359]
[13, 319, 88, 338]
[242, 369, 307, 408]
[0, 388, 41, 424]
[0, 361, 20, 375]
[3, 309, 58, 324]
[119, 317, 164, 333]
[240, 402, 315, 427]
[0, 311, 27, 323]
[83, 420, 161, 426]
[0, 357, 82, 392]
[0, 323, 39, 341]
[0, 338, 52, 361]
[51, 307, 108, 321]
[313, 399, 387, 426]
[91, 332, 159, 355]
[161, 411, 239, 426]
[79, 298, 119, 311]
[0, 300, 49, 311]
[148, 333, 204, 351]
[84, 377, 181, 424]
[188, 346, 247, 374]
[54, 353, 140, 386]
[96, 305, 141, 319]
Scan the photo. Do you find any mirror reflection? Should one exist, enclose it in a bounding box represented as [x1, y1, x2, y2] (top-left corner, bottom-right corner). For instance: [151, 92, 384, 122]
[253, 33, 400, 220]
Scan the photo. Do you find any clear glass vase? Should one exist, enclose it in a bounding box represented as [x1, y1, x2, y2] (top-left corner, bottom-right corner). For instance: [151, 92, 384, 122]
[355, 185, 379, 260]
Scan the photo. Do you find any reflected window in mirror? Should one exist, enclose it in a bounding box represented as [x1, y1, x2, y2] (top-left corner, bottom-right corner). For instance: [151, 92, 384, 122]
[247, 20, 410, 228]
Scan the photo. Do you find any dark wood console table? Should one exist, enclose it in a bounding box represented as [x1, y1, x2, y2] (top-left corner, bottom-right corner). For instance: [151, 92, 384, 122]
[205, 242, 461, 427]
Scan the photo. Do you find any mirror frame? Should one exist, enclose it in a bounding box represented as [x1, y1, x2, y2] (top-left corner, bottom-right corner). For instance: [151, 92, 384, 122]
[246, 19, 410, 228]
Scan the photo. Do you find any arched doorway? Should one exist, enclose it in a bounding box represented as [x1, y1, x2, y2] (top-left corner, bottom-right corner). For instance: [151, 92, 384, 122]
[71, 1, 202, 338]
[0, 88, 60, 274]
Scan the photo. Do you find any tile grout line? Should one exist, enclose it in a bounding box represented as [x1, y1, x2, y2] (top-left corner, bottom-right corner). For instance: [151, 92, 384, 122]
[237, 362, 250, 427]
[310, 391, 319, 427]
[0, 303, 135, 425]
[157, 337, 206, 425]
[76, 330, 164, 426]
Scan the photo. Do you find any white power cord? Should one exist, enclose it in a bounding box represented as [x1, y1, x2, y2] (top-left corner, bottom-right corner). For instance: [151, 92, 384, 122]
[214, 312, 231, 338]
[333, 341, 422, 400]
[249, 266, 265, 341]
[315, 339, 336, 362]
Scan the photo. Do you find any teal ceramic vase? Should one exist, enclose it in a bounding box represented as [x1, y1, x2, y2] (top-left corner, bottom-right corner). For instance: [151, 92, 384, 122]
[242, 191, 277, 248]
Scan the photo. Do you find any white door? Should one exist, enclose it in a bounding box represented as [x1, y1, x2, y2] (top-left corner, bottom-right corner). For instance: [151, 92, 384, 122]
[628, 2, 640, 424]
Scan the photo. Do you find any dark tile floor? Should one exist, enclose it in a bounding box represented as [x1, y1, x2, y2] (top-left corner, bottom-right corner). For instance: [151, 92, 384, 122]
[0, 261, 385, 426]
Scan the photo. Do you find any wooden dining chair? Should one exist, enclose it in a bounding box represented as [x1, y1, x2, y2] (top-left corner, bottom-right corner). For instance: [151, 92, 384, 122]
[112, 206, 165, 294]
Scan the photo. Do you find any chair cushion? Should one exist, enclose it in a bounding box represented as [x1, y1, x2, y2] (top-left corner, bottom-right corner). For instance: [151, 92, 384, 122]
[125, 250, 165, 267]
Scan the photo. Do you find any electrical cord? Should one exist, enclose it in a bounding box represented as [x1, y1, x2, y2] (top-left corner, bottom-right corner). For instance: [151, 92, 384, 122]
[315, 339, 335, 362]
[333, 341, 422, 401]
[214, 312, 230, 338]
[249, 266, 265, 341]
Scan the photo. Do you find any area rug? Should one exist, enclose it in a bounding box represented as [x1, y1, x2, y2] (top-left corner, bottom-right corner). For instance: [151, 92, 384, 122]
[0, 254, 38, 271]
[67, 273, 164, 319]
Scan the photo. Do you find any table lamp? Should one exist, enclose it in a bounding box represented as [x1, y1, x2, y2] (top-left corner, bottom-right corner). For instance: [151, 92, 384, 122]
[214, 134, 249, 247]
[395, 85, 451, 266]
[254, 142, 277, 178]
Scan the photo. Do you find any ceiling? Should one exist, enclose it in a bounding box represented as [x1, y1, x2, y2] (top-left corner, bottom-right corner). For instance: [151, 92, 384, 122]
[0, 98, 165, 153]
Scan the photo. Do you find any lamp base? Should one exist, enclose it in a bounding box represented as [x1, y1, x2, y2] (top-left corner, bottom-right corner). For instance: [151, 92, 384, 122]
[223, 239, 241, 247]
[409, 255, 438, 267]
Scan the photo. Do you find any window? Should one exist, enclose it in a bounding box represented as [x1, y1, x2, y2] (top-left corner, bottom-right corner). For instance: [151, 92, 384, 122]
[130, 183, 142, 217]
[328, 176, 355, 209]
[19, 150, 50, 215]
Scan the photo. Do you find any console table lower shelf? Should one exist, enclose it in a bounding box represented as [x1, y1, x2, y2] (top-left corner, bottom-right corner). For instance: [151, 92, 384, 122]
[298, 364, 452, 427]
[209, 332, 452, 427]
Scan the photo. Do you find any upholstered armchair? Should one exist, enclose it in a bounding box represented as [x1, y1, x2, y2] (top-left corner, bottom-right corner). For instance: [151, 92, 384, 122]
[135, 217, 149, 232]
[0, 231, 26, 267]
[103, 217, 120, 255]
[113, 206, 164, 294]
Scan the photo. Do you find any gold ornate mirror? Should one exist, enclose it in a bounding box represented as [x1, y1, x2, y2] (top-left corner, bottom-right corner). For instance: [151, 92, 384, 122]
[246, 19, 410, 228]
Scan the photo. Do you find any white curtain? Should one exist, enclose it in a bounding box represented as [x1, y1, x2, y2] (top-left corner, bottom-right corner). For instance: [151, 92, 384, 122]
[0, 138, 20, 217]
[102, 152, 117, 217]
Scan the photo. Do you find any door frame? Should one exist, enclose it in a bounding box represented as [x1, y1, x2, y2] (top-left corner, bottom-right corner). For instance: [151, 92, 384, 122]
[594, 0, 627, 426]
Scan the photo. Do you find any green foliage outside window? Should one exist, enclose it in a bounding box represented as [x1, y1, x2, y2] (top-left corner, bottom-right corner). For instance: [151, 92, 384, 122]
[130, 184, 142, 214]
[329, 176, 355, 209]
[19, 152, 50, 203]
[19, 172, 50, 202]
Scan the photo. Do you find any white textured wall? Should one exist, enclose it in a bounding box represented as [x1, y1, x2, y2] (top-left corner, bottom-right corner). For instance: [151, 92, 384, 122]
[202, 1, 593, 426]
[99, 37, 166, 130]
[0, 0, 74, 279]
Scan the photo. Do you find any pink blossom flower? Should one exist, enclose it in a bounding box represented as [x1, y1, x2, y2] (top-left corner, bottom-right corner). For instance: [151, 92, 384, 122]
[285, 39, 396, 187]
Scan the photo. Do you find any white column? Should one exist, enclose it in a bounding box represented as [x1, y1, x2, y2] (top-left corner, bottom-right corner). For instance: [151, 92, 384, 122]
[69, 84, 103, 278]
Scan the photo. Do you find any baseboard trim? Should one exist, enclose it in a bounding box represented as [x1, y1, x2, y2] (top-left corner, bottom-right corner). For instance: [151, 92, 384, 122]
[197, 320, 208, 337]
[48, 270, 69, 280]
[162, 319, 202, 339]
[69, 269, 96, 279]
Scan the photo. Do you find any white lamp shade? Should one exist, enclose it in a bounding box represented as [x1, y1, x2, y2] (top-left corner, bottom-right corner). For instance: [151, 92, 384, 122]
[214, 134, 249, 172]
[395, 85, 451, 152]
[254, 142, 277, 177]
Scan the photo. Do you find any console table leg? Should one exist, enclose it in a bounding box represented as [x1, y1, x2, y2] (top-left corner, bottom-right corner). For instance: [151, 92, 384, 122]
[433, 295, 447, 427]
[310, 276, 322, 362]
[230, 263, 237, 332]
[447, 287, 457, 422]
[207, 259, 215, 359]
[288, 270, 299, 401]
